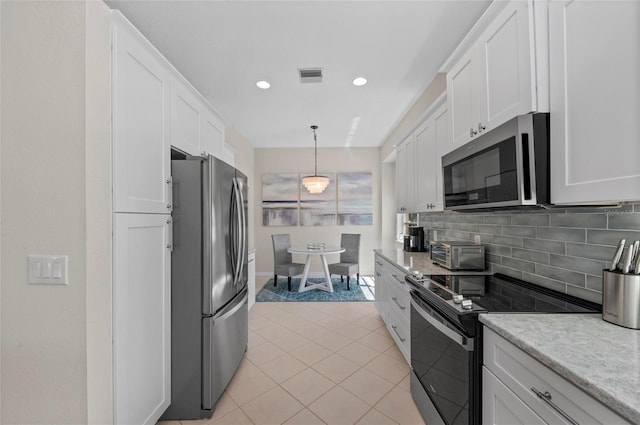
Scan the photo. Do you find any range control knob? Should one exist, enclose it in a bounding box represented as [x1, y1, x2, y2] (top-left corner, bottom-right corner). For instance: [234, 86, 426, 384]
[452, 295, 463, 304]
[461, 299, 473, 310]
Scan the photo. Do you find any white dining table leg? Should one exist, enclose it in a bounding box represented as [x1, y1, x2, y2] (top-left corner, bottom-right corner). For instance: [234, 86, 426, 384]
[297, 253, 334, 293]
[297, 255, 312, 292]
[320, 254, 334, 292]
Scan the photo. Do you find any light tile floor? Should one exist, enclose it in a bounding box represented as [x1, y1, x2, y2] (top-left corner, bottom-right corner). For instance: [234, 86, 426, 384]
[159, 277, 426, 425]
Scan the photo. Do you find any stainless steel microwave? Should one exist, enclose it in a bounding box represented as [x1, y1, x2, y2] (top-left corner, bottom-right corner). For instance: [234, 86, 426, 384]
[442, 113, 550, 210]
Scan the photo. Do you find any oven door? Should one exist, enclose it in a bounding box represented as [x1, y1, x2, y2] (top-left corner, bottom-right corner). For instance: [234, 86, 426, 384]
[410, 291, 478, 425]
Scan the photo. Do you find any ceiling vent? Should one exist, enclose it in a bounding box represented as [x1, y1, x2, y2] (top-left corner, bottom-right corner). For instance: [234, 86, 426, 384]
[298, 68, 323, 83]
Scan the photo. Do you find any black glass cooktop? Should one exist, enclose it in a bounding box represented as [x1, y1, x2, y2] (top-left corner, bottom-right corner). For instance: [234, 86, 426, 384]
[408, 273, 601, 314]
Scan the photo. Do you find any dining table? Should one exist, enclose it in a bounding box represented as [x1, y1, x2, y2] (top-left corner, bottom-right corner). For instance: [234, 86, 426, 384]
[287, 244, 345, 292]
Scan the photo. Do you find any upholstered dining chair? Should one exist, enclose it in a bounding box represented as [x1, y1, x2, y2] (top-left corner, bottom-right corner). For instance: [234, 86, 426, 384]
[272, 234, 306, 291]
[328, 233, 361, 290]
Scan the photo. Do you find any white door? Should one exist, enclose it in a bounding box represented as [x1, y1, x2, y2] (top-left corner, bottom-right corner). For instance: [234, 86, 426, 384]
[112, 17, 171, 214]
[414, 120, 437, 212]
[550, 0, 640, 204]
[170, 77, 202, 155]
[395, 136, 416, 213]
[113, 213, 171, 425]
[201, 108, 225, 158]
[447, 48, 479, 150]
[433, 105, 449, 212]
[477, 0, 534, 133]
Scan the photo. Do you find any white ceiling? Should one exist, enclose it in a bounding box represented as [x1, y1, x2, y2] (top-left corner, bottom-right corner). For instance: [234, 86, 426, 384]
[105, 0, 492, 148]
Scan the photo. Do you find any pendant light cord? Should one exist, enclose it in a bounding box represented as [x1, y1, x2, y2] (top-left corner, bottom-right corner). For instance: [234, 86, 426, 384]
[311, 125, 318, 176]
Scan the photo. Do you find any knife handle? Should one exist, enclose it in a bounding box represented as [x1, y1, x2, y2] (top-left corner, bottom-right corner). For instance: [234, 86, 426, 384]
[610, 239, 626, 271]
[622, 246, 634, 274]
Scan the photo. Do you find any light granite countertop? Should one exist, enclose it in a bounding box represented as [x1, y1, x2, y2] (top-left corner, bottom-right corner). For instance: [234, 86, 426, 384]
[374, 247, 492, 276]
[480, 313, 640, 424]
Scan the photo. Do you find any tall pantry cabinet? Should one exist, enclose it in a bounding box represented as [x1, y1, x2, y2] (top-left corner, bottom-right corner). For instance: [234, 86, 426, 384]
[110, 11, 229, 424]
[112, 13, 172, 425]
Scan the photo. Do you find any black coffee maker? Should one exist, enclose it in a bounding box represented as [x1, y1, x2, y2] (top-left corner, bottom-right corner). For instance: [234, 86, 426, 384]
[405, 226, 426, 252]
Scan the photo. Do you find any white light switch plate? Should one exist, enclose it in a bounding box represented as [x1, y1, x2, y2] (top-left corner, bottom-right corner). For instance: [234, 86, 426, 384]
[28, 255, 69, 285]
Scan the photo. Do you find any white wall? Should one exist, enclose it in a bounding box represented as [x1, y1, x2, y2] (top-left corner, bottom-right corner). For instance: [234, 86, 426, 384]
[225, 127, 256, 250]
[1, 2, 89, 423]
[254, 147, 381, 277]
[85, 1, 113, 424]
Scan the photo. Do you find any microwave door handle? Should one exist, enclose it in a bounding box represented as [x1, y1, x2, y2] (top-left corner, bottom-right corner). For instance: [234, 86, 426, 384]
[410, 298, 473, 350]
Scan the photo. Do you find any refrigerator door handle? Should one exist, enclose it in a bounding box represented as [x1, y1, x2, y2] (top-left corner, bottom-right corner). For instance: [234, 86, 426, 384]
[231, 178, 243, 286]
[238, 179, 248, 279]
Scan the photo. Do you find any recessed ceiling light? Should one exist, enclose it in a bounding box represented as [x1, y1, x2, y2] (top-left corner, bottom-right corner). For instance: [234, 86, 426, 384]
[256, 80, 271, 89]
[353, 77, 367, 86]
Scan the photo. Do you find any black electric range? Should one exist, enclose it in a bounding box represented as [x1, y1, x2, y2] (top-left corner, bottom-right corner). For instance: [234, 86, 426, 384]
[405, 273, 601, 425]
[406, 273, 601, 335]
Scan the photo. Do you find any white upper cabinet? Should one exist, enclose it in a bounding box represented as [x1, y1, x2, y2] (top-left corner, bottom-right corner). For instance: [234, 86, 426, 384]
[549, 0, 640, 204]
[201, 108, 225, 159]
[445, 0, 549, 153]
[112, 14, 172, 214]
[396, 97, 447, 213]
[448, 48, 479, 151]
[396, 135, 416, 213]
[170, 77, 202, 156]
[414, 120, 436, 213]
[433, 104, 449, 212]
[171, 76, 227, 158]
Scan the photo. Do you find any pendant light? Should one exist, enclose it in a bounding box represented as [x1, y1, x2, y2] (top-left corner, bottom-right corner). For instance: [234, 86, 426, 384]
[302, 125, 330, 194]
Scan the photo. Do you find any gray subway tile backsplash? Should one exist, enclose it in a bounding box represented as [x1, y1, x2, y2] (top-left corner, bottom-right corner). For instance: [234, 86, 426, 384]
[417, 203, 640, 304]
[550, 213, 607, 229]
[536, 227, 586, 243]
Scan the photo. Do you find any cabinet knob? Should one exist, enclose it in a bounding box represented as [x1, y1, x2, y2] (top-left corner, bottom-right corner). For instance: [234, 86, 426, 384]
[470, 128, 477, 137]
[167, 204, 172, 209]
[478, 123, 486, 132]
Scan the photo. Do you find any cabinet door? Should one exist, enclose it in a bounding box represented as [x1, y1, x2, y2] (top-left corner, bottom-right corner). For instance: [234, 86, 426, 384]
[414, 121, 437, 212]
[483, 367, 546, 425]
[447, 47, 479, 150]
[477, 0, 534, 133]
[433, 105, 448, 212]
[113, 18, 171, 214]
[395, 137, 415, 213]
[113, 213, 171, 425]
[374, 255, 386, 317]
[550, 0, 640, 204]
[170, 77, 202, 155]
[201, 108, 225, 158]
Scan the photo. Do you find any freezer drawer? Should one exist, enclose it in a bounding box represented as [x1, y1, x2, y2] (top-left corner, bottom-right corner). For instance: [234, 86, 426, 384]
[202, 289, 248, 413]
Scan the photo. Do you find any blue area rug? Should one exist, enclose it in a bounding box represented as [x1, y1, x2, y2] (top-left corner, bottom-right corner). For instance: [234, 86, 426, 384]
[256, 276, 375, 302]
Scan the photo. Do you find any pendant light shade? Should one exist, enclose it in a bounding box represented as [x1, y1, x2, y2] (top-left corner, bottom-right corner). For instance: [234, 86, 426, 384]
[302, 125, 330, 194]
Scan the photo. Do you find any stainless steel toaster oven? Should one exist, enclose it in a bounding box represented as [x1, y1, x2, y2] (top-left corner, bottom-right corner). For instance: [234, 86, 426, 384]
[429, 241, 485, 270]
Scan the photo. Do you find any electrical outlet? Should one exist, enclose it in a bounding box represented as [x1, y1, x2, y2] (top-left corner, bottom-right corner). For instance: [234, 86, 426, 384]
[474, 234, 482, 244]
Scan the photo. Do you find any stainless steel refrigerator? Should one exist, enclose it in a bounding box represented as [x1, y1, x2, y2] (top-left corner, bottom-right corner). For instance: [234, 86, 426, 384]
[161, 155, 248, 420]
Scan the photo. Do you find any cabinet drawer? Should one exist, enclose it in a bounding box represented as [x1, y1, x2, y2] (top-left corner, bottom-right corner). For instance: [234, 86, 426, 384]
[484, 327, 630, 425]
[483, 366, 546, 425]
[386, 275, 410, 325]
[386, 306, 410, 363]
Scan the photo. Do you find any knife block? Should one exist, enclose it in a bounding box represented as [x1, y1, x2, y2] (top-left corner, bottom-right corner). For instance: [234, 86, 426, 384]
[602, 270, 640, 329]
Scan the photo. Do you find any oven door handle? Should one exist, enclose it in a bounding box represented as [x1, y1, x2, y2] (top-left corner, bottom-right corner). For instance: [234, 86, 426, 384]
[410, 298, 474, 351]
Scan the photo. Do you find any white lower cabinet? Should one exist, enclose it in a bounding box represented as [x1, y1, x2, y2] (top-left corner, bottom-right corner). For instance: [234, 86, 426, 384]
[113, 213, 171, 425]
[248, 250, 256, 310]
[374, 253, 410, 362]
[483, 327, 630, 425]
